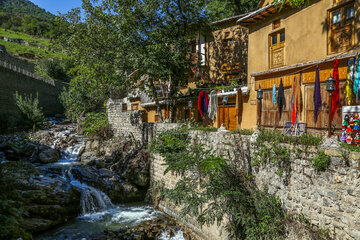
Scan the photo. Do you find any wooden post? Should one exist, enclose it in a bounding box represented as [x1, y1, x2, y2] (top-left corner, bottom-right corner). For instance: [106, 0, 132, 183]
[223, 101, 225, 127]
[328, 93, 332, 138]
[227, 104, 230, 129]
[258, 99, 262, 126]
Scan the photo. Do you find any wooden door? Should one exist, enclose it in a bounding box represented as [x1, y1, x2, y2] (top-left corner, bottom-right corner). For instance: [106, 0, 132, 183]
[218, 104, 236, 130]
[261, 89, 291, 127]
[305, 82, 346, 130]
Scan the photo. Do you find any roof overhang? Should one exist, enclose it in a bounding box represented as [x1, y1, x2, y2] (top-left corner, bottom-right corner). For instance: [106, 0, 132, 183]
[211, 13, 249, 25]
[237, 3, 283, 25]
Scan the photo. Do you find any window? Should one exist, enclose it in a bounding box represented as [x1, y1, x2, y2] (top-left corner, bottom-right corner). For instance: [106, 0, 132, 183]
[155, 115, 160, 122]
[345, 5, 354, 19]
[328, 3, 355, 54]
[269, 30, 285, 69]
[222, 38, 234, 59]
[273, 19, 281, 29]
[332, 10, 341, 24]
[122, 104, 127, 112]
[131, 103, 139, 111]
[223, 38, 234, 48]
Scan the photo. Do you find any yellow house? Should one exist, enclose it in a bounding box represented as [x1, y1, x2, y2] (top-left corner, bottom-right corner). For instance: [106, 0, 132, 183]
[238, 0, 360, 133]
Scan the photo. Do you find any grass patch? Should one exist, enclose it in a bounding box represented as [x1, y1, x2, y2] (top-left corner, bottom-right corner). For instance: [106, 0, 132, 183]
[257, 128, 322, 146]
[0, 39, 65, 59]
[190, 125, 218, 132]
[341, 143, 360, 152]
[0, 28, 51, 47]
[230, 129, 254, 135]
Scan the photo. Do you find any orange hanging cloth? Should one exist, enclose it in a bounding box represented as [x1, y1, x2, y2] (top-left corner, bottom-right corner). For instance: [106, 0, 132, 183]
[331, 59, 340, 121]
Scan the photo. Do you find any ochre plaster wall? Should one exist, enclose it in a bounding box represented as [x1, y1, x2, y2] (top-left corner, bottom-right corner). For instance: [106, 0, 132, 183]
[247, 0, 359, 77]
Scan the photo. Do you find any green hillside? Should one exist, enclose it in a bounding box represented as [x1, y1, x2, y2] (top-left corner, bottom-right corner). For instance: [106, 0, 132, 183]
[0, 0, 54, 20]
[0, 28, 64, 60]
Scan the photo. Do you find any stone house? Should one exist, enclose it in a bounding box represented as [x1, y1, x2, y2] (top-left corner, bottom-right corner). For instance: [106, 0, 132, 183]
[126, 15, 250, 131]
[238, 0, 360, 133]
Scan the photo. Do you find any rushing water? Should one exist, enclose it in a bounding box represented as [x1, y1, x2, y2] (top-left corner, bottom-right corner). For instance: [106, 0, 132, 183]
[36, 126, 185, 240]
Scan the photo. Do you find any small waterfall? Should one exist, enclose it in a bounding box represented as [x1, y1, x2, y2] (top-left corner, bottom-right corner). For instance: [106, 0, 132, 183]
[67, 169, 114, 215]
[80, 186, 114, 214]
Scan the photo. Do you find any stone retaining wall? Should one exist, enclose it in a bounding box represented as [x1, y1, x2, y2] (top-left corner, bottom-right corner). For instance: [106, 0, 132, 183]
[0, 57, 66, 129]
[151, 130, 360, 240]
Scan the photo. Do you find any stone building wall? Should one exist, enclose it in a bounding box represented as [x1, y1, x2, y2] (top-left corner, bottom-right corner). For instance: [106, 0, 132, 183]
[151, 130, 360, 240]
[107, 98, 180, 144]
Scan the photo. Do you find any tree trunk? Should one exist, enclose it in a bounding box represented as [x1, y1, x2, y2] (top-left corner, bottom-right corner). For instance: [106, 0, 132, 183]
[150, 80, 163, 122]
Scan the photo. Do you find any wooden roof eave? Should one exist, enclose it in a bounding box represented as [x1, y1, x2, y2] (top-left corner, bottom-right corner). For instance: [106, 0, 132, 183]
[251, 51, 358, 77]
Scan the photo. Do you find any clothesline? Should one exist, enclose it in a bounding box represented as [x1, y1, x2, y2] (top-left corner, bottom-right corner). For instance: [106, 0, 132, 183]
[192, 51, 360, 90]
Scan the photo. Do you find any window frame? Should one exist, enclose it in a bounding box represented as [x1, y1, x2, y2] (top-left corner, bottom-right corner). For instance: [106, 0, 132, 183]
[269, 29, 285, 69]
[328, 2, 355, 54]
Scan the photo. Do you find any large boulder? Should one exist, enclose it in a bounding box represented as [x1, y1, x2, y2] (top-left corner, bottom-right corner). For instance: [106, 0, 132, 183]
[70, 164, 145, 203]
[38, 146, 60, 163]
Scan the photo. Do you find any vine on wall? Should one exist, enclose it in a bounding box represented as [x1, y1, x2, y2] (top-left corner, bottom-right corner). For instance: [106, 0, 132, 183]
[150, 127, 286, 240]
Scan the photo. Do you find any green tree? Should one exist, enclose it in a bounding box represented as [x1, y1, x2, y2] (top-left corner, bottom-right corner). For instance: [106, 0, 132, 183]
[206, 0, 258, 21]
[57, 0, 210, 122]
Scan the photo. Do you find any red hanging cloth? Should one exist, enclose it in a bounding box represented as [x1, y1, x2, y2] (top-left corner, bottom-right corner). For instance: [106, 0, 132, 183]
[331, 59, 340, 121]
[291, 84, 296, 126]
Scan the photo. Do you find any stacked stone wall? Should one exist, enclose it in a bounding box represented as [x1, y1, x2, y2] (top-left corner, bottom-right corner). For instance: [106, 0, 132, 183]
[151, 130, 360, 240]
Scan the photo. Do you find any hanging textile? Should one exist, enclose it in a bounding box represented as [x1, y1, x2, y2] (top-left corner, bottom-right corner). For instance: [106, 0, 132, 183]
[345, 58, 354, 105]
[290, 76, 302, 126]
[291, 84, 296, 125]
[277, 78, 286, 120]
[351, 54, 358, 82]
[235, 87, 243, 125]
[208, 90, 218, 120]
[313, 66, 322, 123]
[272, 84, 277, 104]
[354, 55, 360, 102]
[198, 91, 209, 118]
[331, 59, 340, 121]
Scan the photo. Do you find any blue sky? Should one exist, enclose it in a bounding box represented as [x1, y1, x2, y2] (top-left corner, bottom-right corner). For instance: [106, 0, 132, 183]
[29, 0, 83, 15]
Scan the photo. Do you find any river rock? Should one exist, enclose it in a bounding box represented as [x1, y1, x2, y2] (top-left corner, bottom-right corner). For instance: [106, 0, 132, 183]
[1, 161, 81, 234]
[38, 146, 60, 163]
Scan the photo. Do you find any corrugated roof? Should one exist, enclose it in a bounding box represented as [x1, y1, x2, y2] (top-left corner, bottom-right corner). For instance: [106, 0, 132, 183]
[211, 13, 249, 25]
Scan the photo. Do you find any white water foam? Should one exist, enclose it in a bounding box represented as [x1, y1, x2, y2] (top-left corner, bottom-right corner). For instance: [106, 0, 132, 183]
[159, 230, 186, 240]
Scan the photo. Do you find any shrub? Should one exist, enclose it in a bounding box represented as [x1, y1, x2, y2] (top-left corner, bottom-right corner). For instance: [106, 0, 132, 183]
[82, 112, 112, 140]
[14, 92, 44, 130]
[231, 129, 254, 135]
[310, 152, 330, 171]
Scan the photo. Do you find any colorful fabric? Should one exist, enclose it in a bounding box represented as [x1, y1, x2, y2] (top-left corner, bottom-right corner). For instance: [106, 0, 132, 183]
[331, 59, 340, 121]
[313, 66, 322, 123]
[354, 55, 360, 102]
[197, 91, 209, 118]
[291, 84, 296, 126]
[272, 84, 277, 104]
[235, 87, 243, 125]
[345, 58, 354, 105]
[277, 78, 286, 120]
[290, 76, 302, 126]
[208, 90, 218, 120]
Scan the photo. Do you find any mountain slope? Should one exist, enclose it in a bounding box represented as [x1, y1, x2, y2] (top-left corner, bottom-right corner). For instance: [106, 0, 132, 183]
[0, 0, 54, 21]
